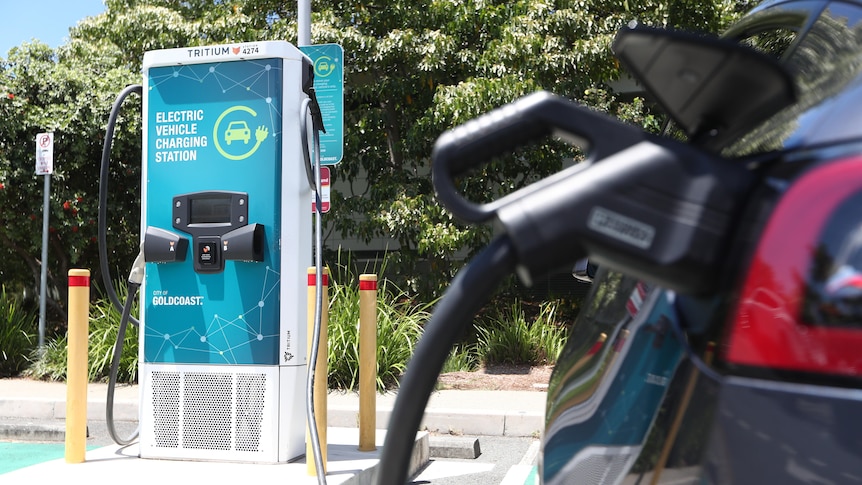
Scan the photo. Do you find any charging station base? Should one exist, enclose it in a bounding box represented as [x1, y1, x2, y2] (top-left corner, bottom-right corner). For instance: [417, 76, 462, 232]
[139, 363, 305, 463]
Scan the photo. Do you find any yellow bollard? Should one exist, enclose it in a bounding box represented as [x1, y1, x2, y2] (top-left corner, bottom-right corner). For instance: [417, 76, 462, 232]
[307, 267, 329, 475]
[358, 274, 378, 451]
[65, 269, 90, 464]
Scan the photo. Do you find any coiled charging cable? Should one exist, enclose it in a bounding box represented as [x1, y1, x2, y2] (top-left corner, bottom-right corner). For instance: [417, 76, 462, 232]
[98, 84, 143, 446]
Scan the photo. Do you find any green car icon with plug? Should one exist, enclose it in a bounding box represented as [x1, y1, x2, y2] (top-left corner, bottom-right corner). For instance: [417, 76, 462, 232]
[224, 120, 251, 145]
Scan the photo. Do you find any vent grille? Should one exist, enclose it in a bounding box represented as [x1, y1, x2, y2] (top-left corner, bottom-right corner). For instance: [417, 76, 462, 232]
[183, 372, 233, 450]
[236, 373, 267, 452]
[151, 371, 180, 448]
[147, 370, 269, 454]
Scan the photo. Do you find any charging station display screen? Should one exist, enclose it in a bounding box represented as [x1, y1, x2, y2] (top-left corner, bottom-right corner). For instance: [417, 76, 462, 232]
[189, 196, 231, 224]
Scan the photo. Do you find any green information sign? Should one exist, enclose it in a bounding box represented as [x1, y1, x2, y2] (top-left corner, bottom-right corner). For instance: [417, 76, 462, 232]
[300, 43, 344, 165]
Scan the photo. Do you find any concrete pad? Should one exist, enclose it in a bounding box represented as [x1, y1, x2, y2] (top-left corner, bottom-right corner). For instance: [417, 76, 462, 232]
[0, 427, 429, 485]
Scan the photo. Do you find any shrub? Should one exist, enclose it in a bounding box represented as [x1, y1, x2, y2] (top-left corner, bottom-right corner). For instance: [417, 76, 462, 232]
[0, 286, 38, 377]
[24, 337, 66, 381]
[26, 283, 138, 383]
[476, 299, 568, 366]
[87, 289, 139, 383]
[327, 261, 433, 391]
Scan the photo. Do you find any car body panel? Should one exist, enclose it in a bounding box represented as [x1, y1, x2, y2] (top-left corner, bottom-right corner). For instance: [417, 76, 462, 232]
[705, 377, 862, 484]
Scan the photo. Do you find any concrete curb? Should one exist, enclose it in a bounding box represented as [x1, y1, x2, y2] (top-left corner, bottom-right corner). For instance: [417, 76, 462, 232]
[0, 400, 543, 439]
[0, 383, 547, 444]
[0, 397, 537, 444]
[422, 409, 543, 437]
[0, 420, 65, 442]
[0, 397, 139, 422]
[327, 407, 543, 438]
[429, 436, 481, 459]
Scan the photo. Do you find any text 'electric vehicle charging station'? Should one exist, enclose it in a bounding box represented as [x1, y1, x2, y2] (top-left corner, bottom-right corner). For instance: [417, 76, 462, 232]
[137, 42, 313, 463]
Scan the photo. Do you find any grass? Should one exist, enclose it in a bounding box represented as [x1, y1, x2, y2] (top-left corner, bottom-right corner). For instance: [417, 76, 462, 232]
[327, 261, 433, 391]
[25, 282, 138, 383]
[0, 286, 37, 378]
[475, 299, 568, 366]
[442, 344, 480, 373]
[436, 298, 571, 374]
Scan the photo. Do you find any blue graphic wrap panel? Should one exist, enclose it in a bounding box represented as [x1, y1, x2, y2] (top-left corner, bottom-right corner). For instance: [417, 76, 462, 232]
[144, 59, 284, 365]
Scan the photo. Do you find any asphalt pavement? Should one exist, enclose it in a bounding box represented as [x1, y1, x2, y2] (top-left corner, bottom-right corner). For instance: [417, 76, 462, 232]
[0, 378, 546, 483]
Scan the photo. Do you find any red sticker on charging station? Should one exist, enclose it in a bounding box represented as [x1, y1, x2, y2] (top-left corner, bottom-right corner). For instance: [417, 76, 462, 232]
[312, 166, 331, 213]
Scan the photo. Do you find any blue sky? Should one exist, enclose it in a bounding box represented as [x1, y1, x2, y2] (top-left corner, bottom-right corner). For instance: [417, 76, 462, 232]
[1, 0, 106, 56]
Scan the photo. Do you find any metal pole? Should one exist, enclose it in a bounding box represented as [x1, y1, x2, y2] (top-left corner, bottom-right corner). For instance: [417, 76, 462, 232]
[298, 0, 311, 46]
[38, 173, 50, 349]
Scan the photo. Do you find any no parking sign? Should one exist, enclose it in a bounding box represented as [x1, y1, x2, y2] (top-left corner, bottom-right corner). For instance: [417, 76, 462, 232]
[35, 132, 53, 175]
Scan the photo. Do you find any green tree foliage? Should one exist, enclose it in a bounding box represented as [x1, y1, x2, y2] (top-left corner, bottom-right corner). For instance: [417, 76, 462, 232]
[0, 41, 140, 326]
[312, 0, 757, 296]
[0, 0, 758, 325]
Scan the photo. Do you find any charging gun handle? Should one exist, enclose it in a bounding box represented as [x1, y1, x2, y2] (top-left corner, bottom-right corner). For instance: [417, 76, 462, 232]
[431, 91, 644, 223]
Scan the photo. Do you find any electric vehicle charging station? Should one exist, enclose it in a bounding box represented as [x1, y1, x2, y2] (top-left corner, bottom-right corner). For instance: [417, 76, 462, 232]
[138, 41, 313, 463]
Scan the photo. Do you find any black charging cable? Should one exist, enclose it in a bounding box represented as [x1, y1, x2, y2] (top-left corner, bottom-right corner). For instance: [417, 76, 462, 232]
[99, 84, 143, 445]
[106, 280, 141, 445]
[99, 84, 143, 327]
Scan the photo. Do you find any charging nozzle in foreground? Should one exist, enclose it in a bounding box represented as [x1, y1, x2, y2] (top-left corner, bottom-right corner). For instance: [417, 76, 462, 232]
[432, 91, 754, 294]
